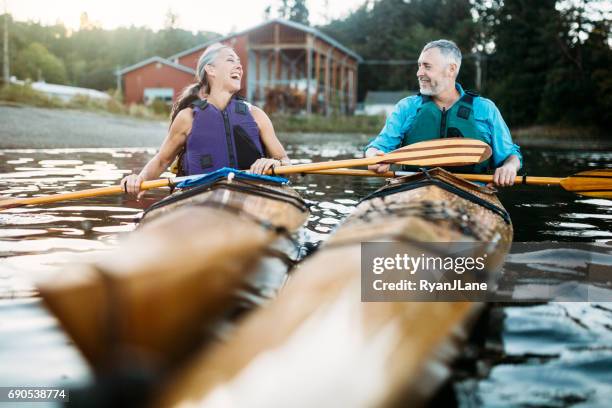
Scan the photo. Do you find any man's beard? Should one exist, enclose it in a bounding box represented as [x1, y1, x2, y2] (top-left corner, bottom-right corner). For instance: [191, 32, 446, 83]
[419, 78, 440, 95]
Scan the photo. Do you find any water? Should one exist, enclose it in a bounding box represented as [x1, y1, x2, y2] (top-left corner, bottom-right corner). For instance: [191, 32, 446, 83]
[0, 134, 611, 406]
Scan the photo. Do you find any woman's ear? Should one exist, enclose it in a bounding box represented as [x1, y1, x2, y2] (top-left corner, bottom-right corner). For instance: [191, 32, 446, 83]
[204, 64, 215, 79]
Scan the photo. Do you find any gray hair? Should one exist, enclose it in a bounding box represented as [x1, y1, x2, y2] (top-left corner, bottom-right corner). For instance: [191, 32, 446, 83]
[423, 39, 462, 73]
[171, 44, 231, 123]
[195, 44, 231, 90]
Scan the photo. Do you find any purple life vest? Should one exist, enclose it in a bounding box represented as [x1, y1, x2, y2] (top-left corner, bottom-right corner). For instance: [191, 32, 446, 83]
[183, 96, 264, 175]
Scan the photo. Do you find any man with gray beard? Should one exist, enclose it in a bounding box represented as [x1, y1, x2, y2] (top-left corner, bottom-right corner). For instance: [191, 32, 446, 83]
[365, 40, 522, 187]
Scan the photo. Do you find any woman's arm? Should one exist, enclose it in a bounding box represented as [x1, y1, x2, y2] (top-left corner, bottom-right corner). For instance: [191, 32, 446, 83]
[121, 108, 192, 197]
[249, 105, 289, 174]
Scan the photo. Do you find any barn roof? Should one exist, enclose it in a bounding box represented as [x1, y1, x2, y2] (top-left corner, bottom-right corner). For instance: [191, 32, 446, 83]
[117, 56, 196, 76]
[168, 18, 362, 62]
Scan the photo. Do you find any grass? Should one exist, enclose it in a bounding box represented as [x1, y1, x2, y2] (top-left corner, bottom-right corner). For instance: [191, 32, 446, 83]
[512, 125, 604, 139]
[0, 83, 64, 108]
[270, 113, 385, 134]
[0, 83, 170, 121]
[0, 83, 384, 132]
[1, 84, 605, 140]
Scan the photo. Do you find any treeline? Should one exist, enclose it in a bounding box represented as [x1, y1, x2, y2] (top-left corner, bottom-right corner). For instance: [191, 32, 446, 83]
[1, 0, 610, 129]
[321, 0, 611, 129]
[0, 13, 217, 90]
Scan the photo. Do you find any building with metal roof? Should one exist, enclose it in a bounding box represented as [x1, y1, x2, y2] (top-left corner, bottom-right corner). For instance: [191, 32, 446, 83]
[363, 91, 415, 116]
[10, 77, 111, 103]
[118, 18, 361, 115]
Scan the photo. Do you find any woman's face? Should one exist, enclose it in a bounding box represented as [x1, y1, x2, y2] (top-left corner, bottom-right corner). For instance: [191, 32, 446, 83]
[207, 48, 243, 93]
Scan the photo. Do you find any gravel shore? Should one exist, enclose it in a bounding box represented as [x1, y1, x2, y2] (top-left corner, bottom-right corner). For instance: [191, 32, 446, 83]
[1, 104, 609, 150]
[0, 105, 167, 148]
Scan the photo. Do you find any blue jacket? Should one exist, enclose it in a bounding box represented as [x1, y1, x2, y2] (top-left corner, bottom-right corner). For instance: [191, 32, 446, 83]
[366, 83, 522, 169]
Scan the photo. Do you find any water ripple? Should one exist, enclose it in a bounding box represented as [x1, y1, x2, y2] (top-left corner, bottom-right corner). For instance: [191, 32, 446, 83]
[0, 140, 611, 406]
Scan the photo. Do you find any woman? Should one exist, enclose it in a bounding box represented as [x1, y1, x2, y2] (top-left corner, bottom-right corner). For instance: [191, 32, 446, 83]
[122, 44, 290, 198]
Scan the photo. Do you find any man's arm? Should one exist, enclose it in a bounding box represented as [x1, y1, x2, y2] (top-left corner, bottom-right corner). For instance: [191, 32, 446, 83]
[365, 97, 416, 173]
[493, 154, 521, 187]
[486, 101, 522, 187]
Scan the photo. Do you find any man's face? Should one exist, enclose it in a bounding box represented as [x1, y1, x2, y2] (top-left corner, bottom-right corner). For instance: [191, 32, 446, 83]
[416, 47, 455, 96]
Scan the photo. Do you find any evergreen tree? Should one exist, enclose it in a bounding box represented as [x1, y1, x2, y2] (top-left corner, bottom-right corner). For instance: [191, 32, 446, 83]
[322, 0, 477, 100]
[474, 0, 611, 128]
[277, 0, 290, 19]
[289, 0, 309, 25]
[477, 0, 560, 126]
[0, 17, 218, 90]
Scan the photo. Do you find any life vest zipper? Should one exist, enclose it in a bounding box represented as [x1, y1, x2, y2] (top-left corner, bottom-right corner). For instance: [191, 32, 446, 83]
[222, 110, 237, 168]
[440, 107, 447, 138]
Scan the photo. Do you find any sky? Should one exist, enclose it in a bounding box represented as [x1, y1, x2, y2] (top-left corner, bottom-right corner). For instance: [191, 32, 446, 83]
[4, 0, 367, 34]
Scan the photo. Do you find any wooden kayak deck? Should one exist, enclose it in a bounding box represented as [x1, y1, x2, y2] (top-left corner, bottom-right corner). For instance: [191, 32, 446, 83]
[155, 168, 513, 407]
[37, 177, 308, 373]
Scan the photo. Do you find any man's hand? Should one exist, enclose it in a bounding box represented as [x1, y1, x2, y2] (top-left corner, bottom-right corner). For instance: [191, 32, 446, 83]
[365, 147, 390, 174]
[489, 155, 521, 187]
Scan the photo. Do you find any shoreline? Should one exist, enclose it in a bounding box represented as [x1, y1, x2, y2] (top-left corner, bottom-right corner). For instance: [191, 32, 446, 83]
[0, 104, 608, 150]
[0, 104, 167, 148]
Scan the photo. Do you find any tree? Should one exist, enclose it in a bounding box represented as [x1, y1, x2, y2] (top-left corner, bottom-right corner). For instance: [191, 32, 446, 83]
[537, 1, 612, 127]
[277, 0, 309, 25]
[289, 0, 309, 25]
[321, 0, 477, 99]
[474, 0, 611, 128]
[277, 0, 289, 19]
[14, 42, 67, 83]
[474, 0, 560, 126]
[3, 18, 219, 90]
[164, 8, 179, 30]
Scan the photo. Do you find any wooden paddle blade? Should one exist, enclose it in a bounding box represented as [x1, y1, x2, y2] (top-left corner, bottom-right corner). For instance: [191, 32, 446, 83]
[391, 137, 488, 152]
[560, 169, 612, 198]
[384, 138, 492, 167]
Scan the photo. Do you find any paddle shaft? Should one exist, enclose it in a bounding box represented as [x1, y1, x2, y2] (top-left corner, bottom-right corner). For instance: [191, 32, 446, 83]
[0, 138, 492, 209]
[270, 151, 483, 175]
[270, 137, 492, 175]
[0, 178, 177, 208]
[308, 168, 612, 198]
[307, 169, 563, 185]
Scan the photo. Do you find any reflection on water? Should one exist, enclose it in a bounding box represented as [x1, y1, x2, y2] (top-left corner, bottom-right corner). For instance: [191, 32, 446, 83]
[0, 298, 93, 393]
[0, 134, 611, 405]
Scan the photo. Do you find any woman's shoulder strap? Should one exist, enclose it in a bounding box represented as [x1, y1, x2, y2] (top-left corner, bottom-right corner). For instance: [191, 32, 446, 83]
[232, 95, 252, 115]
[190, 99, 209, 110]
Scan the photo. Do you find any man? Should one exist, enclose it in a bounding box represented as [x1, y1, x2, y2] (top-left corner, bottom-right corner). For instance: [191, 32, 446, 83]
[365, 40, 521, 187]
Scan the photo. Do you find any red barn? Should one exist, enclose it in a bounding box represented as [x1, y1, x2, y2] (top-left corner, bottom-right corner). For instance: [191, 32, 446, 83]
[119, 57, 195, 105]
[118, 18, 361, 115]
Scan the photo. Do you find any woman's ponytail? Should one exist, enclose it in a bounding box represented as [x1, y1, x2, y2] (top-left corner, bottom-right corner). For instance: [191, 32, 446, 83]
[170, 82, 202, 124]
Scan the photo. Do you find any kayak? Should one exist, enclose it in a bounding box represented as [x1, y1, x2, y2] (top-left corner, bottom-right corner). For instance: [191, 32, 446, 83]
[155, 168, 513, 407]
[37, 169, 309, 372]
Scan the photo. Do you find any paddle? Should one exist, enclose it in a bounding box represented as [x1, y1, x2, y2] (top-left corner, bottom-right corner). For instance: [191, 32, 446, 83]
[271, 137, 491, 175]
[0, 138, 490, 210]
[305, 168, 612, 198]
[0, 178, 177, 210]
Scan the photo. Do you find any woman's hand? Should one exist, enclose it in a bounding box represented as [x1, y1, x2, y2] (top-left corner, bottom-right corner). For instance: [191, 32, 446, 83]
[120, 174, 145, 200]
[249, 158, 282, 175]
